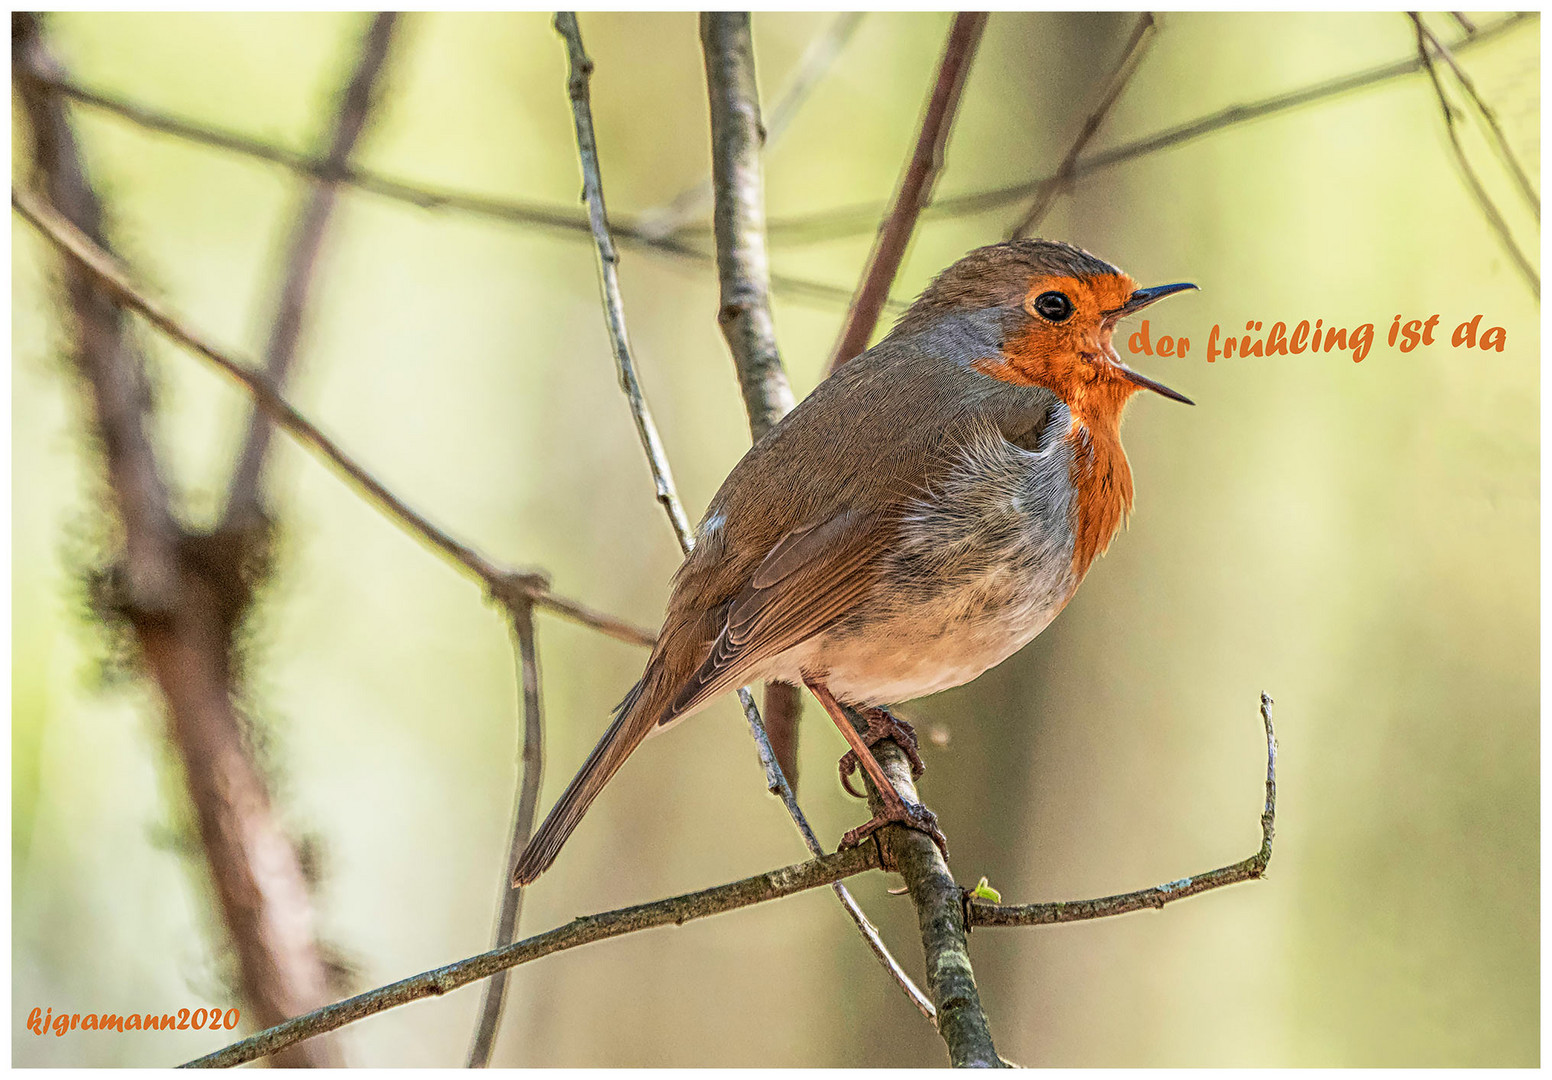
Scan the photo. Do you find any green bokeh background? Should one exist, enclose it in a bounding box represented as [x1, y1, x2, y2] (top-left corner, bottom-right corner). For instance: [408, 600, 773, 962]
[12, 11, 1539, 1067]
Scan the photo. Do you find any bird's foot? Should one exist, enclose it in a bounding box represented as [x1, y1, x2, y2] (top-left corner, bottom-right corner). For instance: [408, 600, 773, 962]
[840, 797, 949, 864]
[838, 707, 925, 798]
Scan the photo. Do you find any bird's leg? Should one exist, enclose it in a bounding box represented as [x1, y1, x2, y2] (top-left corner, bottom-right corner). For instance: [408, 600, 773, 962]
[804, 678, 949, 862]
[838, 706, 924, 798]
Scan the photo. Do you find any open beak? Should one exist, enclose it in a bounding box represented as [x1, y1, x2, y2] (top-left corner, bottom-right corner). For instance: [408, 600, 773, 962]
[1108, 281, 1198, 405]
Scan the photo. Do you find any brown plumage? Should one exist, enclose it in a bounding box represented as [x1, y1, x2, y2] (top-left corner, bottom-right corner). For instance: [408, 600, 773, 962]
[512, 239, 1195, 885]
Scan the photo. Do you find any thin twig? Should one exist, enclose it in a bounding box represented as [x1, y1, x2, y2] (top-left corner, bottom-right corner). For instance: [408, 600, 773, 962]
[14, 14, 338, 1064]
[1409, 13, 1538, 298]
[764, 12, 1534, 244]
[556, 11, 695, 549]
[971, 692, 1277, 926]
[1412, 13, 1538, 218]
[15, 69, 896, 314]
[223, 12, 400, 531]
[828, 11, 988, 371]
[11, 185, 658, 648]
[557, 11, 933, 1022]
[181, 844, 884, 1068]
[639, 12, 865, 240]
[1450, 12, 1477, 35]
[1008, 12, 1157, 239]
[467, 599, 546, 1067]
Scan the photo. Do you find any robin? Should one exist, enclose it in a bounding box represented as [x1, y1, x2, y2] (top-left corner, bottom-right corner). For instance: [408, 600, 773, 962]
[512, 239, 1195, 885]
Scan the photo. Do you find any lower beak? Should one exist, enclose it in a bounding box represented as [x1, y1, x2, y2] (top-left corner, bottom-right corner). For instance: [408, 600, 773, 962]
[1117, 363, 1194, 405]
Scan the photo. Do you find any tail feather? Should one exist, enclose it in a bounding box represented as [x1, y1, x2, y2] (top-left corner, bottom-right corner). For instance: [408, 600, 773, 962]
[510, 676, 656, 886]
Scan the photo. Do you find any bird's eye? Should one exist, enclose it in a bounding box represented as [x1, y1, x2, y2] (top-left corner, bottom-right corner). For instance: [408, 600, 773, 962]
[1032, 291, 1074, 323]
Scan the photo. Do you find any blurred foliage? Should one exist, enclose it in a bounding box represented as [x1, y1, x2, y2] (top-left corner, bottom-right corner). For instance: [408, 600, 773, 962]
[12, 11, 1538, 1066]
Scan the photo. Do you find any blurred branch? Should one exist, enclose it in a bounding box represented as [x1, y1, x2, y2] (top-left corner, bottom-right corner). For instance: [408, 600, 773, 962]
[16, 70, 901, 314]
[828, 11, 988, 371]
[766, 11, 1535, 244]
[640, 12, 865, 240]
[467, 599, 546, 1067]
[970, 693, 1278, 927]
[11, 185, 658, 648]
[181, 844, 884, 1068]
[1411, 13, 1538, 218]
[558, 11, 934, 1023]
[12, 14, 338, 1065]
[1007, 12, 1157, 239]
[1408, 13, 1539, 298]
[223, 12, 400, 532]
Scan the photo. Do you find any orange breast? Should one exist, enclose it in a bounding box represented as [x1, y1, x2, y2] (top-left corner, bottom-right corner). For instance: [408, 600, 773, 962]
[1065, 416, 1134, 582]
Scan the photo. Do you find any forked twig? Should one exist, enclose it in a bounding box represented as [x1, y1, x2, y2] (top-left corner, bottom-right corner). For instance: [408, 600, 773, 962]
[971, 693, 1277, 926]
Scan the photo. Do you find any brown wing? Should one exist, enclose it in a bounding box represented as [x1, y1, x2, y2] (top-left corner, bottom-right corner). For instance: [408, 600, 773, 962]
[662, 506, 888, 723]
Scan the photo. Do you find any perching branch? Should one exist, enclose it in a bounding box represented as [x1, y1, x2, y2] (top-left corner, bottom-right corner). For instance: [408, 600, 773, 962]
[1409, 13, 1538, 298]
[556, 11, 934, 1022]
[11, 185, 657, 648]
[826, 700, 1004, 1067]
[13, 14, 339, 1064]
[467, 598, 546, 1067]
[181, 844, 885, 1068]
[1007, 12, 1157, 239]
[970, 693, 1278, 926]
[765, 11, 1534, 244]
[639, 12, 865, 241]
[828, 11, 988, 370]
[223, 12, 400, 531]
[183, 691, 1281, 1066]
[1410, 13, 1538, 219]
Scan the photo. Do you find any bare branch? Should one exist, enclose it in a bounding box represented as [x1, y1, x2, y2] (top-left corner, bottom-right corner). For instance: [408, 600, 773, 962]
[11, 185, 658, 648]
[640, 12, 865, 240]
[558, 11, 933, 1021]
[1412, 14, 1538, 218]
[1408, 13, 1538, 298]
[701, 12, 797, 444]
[765, 12, 1535, 244]
[181, 844, 884, 1068]
[556, 11, 696, 549]
[828, 11, 988, 371]
[970, 693, 1277, 927]
[16, 69, 898, 314]
[223, 12, 400, 531]
[1008, 12, 1157, 239]
[13, 15, 338, 1063]
[467, 599, 546, 1067]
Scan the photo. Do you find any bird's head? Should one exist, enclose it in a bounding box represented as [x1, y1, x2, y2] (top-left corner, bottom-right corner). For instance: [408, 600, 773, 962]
[898, 240, 1196, 420]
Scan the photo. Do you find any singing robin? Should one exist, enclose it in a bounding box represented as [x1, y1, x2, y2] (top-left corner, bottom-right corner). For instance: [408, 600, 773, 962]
[512, 239, 1195, 885]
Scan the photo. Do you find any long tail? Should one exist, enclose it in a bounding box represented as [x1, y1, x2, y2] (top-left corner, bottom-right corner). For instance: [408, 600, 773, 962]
[511, 676, 657, 886]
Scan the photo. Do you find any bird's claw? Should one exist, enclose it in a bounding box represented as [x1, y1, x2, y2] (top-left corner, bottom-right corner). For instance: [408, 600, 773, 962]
[837, 707, 925, 798]
[839, 798, 949, 864]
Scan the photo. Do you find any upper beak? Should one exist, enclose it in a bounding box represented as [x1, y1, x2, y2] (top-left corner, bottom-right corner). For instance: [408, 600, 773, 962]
[1108, 281, 1198, 405]
[1114, 281, 1198, 317]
